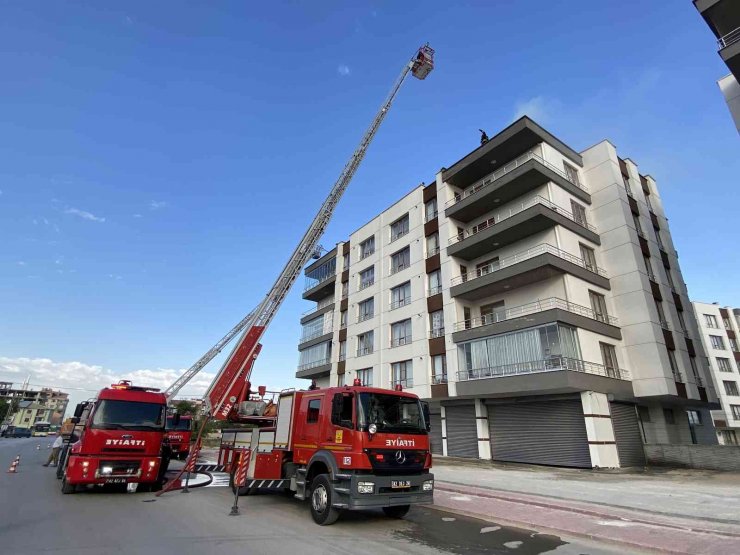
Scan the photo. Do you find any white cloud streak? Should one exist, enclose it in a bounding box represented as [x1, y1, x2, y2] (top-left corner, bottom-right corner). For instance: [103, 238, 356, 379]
[149, 201, 167, 210]
[65, 207, 106, 223]
[337, 64, 350, 77]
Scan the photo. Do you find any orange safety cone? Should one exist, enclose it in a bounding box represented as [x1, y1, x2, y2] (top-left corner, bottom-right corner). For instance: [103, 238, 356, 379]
[7, 455, 20, 473]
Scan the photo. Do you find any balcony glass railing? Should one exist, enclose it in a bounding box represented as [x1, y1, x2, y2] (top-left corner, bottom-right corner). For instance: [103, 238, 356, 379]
[300, 325, 334, 343]
[297, 357, 331, 372]
[457, 356, 629, 382]
[446, 150, 588, 209]
[448, 195, 596, 246]
[718, 26, 740, 49]
[304, 258, 337, 291]
[392, 377, 414, 388]
[450, 243, 607, 287]
[453, 297, 619, 331]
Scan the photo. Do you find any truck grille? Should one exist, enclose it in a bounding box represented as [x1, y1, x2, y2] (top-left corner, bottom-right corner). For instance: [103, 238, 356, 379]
[365, 449, 427, 474]
[99, 460, 141, 475]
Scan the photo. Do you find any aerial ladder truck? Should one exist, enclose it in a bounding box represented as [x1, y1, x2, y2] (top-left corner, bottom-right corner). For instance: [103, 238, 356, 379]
[160, 46, 435, 524]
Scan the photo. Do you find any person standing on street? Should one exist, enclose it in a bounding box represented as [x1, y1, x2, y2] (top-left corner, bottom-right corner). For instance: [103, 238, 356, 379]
[43, 434, 63, 467]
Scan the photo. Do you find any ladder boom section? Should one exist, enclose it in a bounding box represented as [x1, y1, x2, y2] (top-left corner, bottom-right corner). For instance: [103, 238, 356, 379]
[171, 46, 433, 415]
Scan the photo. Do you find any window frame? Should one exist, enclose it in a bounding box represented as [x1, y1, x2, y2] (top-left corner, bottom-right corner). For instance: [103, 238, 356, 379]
[306, 399, 321, 424]
[390, 214, 410, 242]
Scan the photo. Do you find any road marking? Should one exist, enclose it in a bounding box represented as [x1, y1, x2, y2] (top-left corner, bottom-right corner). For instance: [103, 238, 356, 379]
[441, 517, 456, 522]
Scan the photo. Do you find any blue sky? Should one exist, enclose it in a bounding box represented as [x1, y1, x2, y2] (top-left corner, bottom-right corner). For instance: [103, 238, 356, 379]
[1, 1, 738, 406]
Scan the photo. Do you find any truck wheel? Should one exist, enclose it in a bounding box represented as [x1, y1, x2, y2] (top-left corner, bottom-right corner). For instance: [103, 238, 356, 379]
[61, 478, 76, 494]
[56, 447, 68, 480]
[309, 474, 340, 526]
[382, 504, 410, 518]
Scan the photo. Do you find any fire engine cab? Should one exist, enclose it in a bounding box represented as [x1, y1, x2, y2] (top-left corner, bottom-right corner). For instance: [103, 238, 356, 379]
[218, 382, 434, 525]
[165, 414, 193, 460]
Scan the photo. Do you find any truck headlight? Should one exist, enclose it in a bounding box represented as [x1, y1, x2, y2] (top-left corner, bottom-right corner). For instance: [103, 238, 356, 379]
[422, 480, 434, 491]
[101, 466, 113, 475]
[148, 461, 157, 468]
[357, 481, 375, 494]
[81, 461, 90, 468]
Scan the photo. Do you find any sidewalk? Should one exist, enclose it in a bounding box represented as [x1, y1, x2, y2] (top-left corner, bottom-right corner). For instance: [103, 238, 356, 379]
[431, 458, 740, 554]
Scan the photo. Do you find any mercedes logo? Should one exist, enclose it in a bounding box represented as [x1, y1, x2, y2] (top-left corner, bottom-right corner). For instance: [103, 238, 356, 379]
[122, 434, 133, 439]
[395, 450, 406, 464]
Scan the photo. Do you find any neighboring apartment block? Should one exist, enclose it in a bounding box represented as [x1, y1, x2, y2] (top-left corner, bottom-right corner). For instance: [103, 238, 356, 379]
[692, 301, 740, 444]
[694, 0, 740, 131]
[296, 117, 718, 468]
[0, 382, 70, 426]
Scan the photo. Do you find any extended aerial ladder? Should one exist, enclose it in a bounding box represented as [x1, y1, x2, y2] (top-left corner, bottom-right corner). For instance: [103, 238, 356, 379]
[163, 45, 434, 421]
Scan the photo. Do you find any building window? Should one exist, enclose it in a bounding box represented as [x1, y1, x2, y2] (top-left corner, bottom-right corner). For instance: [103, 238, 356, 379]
[663, 408, 675, 425]
[463, 307, 472, 330]
[301, 314, 331, 342]
[390, 214, 409, 242]
[563, 162, 581, 187]
[643, 255, 655, 280]
[717, 357, 732, 372]
[677, 309, 688, 333]
[730, 338, 739, 352]
[339, 340, 347, 362]
[343, 252, 349, 269]
[298, 341, 331, 370]
[480, 301, 505, 325]
[689, 357, 702, 385]
[571, 200, 588, 227]
[390, 319, 412, 347]
[731, 405, 740, 420]
[654, 228, 664, 249]
[589, 291, 609, 323]
[459, 264, 468, 283]
[580, 244, 597, 272]
[724, 381, 739, 396]
[356, 367, 373, 386]
[638, 406, 651, 422]
[390, 281, 411, 309]
[430, 310, 445, 338]
[336, 374, 344, 387]
[425, 198, 438, 222]
[710, 335, 726, 350]
[306, 399, 321, 423]
[359, 236, 375, 260]
[687, 410, 702, 425]
[432, 355, 447, 384]
[340, 310, 347, 329]
[599, 343, 619, 378]
[390, 246, 411, 274]
[391, 360, 413, 387]
[359, 266, 374, 290]
[632, 213, 644, 237]
[357, 331, 374, 356]
[428, 270, 442, 296]
[655, 301, 668, 329]
[705, 314, 719, 329]
[426, 232, 440, 257]
[358, 297, 374, 322]
[664, 266, 675, 288]
[476, 257, 500, 277]
[723, 317, 733, 330]
[668, 350, 682, 382]
[341, 280, 348, 299]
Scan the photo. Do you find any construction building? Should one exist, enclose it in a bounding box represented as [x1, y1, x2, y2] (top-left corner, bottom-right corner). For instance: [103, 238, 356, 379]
[694, 0, 740, 132]
[0, 382, 70, 426]
[296, 116, 718, 468]
[692, 301, 740, 445]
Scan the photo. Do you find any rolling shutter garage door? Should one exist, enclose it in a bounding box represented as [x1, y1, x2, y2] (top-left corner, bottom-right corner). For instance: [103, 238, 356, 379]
[444, 405, 478, 458]
[610, 402, 646, 467]
[429, 411, 443, 455]
[488, 399, 591, 468]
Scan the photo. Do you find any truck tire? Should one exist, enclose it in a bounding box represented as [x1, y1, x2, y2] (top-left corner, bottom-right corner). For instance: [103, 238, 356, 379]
[382, 504, 410, 518]
[229, 469, 253, 496]
[61, 478, 76, 494]
[56, 446, 68, 479]
[309, 474, 340, 526]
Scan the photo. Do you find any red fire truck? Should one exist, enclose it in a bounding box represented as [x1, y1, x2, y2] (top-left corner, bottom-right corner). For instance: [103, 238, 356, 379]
[218, 382, 434, 525]
[60, 381, 173, 494]
[165, 414, 193, 460]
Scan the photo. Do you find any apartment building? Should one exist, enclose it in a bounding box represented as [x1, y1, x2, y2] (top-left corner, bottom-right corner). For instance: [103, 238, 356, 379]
[296, 117, 718, 468]
[694, 0, 740, 131]
[692, 301, 740, 444]
[0, 382, 70, 426]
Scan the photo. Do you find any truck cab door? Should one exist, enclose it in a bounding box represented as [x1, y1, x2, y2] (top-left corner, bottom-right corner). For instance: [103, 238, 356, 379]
[298, 394, 323, 449]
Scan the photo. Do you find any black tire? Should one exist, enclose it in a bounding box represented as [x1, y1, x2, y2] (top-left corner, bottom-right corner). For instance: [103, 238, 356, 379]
[382, 504, 410, 519]
[61, 478, 76, 494]
[56, 446, 69, 480]
[309, 474, 340, 526]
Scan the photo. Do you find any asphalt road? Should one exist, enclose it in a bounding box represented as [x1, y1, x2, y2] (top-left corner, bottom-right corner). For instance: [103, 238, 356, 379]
[0, 438, 626, 555]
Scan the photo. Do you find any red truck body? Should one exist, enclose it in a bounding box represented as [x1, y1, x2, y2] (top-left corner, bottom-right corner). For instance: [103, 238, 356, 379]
[61, 382, 169, 493]
[165, 415, 193, 460]
[219, 383, 434, 524]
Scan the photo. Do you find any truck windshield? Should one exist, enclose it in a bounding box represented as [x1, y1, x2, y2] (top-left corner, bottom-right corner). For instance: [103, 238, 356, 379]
[166, 417, 191, 431]
[91, 400, 165, 431]
[357, 393, 426, 435]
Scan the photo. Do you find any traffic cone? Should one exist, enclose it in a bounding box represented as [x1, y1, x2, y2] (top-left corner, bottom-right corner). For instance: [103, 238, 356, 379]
[7, 456, 20, 473]
[37, 445, 41, 450]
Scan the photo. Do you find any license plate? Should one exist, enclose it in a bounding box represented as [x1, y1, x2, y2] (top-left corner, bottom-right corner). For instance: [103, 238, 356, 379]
[391, 480, 411, 489]
[104, 478, 127, 484]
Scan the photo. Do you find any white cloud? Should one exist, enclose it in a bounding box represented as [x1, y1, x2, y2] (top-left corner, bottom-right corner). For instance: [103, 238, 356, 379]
[337, 64, 350, 77]
[133, 213, 143, 218]
[17, 261, 26, 266]
[149, 201, 167, 210]
[65, 207, 105, 223]
[0, 356, 215, 407]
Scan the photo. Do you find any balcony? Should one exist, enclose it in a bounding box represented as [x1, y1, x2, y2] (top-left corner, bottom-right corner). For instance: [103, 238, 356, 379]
[300, 301, 335, 324]
[719, 26, 740, 77]
[392, 377, 414, 388]
[458, 356, 629, 382]
[445, 150, 590, 223]
[447, 196, 599, 260]
[390, 336, 412, 348]
[452, 297, 621, 343]
[303, 256, 337, 302]
[450, 243, 610, 301]
[295, 358, 331, 379]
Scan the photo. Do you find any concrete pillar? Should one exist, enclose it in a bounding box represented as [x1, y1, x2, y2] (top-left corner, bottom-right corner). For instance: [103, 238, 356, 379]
[474, 398, 491, 459]
[440, 405, 448, 457]
[580, 391, 620, 468]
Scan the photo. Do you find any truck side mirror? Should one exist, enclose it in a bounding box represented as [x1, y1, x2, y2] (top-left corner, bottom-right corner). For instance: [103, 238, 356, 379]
[422, 401, 431, 432]
[73, 402, 87, 418]
[171, 412, 181, 427]
[331, 394, 343, 426]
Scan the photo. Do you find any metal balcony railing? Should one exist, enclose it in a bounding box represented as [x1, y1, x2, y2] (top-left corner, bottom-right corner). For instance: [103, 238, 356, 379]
[390, 261, 410, 275]
[453, 296, 619, 332]
[427, 246, 440, 257]
[429, 327, 445, 339]
[338, 353, 346, 362]
[428, 285, 443, 296]
[390, 297, 411, 310]
[718, 26, 740, 49]
[358, 312, 374, 323]
[457, 356, 629, 382]
[390, 336, 412, 348]
[301, 297, 335, 317]
[300, 326, 334, 343]
[450, 243, 607, 287]
[425, 210, 438, 223]
[357, 347, 373, 357]
[297, 357, 331, 372]
[448, 195, 596, 246]
[445, 150, 588, 209]
[392, 377, 414, 388]
[431, 375, 448, 385]
[359, 279, 374, 290]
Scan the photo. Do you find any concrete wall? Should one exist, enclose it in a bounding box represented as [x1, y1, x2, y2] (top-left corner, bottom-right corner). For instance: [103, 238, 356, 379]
[645, 444, 740, 471]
